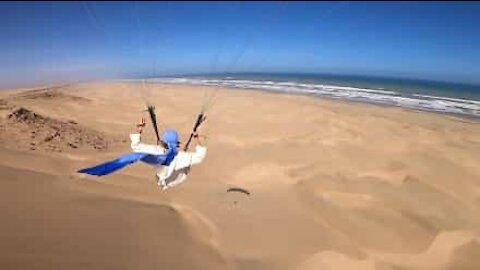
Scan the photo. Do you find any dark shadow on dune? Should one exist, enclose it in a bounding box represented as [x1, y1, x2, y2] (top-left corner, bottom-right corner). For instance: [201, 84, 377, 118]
[11, 85, 91, 103]
[3, 107, 110, 152]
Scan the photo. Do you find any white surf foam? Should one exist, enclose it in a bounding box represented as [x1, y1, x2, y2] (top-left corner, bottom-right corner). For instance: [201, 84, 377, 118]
[149, 77, 480, 117]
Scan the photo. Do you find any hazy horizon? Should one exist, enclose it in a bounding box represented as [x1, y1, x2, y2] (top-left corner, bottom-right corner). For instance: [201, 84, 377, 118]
[1, 1, 480, 88]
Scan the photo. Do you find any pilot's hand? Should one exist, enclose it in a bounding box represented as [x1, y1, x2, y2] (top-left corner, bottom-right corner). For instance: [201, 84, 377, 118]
[193, 131, 206, 145]
[136, 117, 146, 134]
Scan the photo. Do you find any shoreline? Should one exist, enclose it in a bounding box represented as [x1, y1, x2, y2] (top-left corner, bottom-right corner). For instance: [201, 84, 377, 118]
[3, 80, 479, 123]
[143, 82, 480, 123]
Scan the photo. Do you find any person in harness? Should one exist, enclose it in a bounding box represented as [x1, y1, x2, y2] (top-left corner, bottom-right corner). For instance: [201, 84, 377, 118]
[77, 117, 207, 191]
[132, 117, 207, 190]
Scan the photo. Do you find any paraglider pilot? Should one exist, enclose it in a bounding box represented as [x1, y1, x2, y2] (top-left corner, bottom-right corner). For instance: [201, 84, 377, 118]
[133, 117, 207, 190]
[78, 117, 207, 191]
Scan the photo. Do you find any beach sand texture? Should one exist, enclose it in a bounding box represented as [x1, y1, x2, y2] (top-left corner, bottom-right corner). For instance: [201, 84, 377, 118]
[1, 82, 479, 270]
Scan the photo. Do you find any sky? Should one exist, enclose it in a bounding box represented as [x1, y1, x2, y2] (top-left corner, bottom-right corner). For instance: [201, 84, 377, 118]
[1, 1, 480, 88]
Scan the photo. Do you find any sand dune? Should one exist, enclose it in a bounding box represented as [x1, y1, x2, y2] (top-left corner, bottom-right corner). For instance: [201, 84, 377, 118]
[0, 83, 479, 270]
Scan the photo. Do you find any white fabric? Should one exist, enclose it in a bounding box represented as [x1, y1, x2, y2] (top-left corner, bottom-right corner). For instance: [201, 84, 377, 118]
[130, 133, 207, 189]
[130, 134, 166, 155]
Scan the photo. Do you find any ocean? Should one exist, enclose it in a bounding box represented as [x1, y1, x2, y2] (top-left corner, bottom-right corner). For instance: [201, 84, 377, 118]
[146, 73, 480, 118]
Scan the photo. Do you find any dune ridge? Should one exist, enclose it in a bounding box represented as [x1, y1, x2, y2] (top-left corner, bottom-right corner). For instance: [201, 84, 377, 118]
[0, 82, 479, 270]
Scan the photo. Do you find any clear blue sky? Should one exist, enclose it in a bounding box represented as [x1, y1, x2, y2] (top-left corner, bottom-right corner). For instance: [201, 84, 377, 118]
[1, 1, 479, 88]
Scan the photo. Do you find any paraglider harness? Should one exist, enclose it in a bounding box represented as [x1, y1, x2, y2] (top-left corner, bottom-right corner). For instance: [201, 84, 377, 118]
[145, 105, 206, 175]
[77, 102, 208, 177]
[146, 104, 206, 152]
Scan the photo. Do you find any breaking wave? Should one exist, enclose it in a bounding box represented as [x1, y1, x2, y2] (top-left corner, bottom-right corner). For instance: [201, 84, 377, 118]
[147, 77, 480, 118]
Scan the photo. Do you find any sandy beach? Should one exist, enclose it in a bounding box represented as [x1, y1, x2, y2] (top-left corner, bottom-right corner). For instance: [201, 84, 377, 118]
[1, 82, 479, 270]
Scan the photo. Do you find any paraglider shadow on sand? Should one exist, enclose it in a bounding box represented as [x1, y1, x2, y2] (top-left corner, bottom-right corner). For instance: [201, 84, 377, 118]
[227, 187, 251, 196]
[226, 187, 251, 206]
